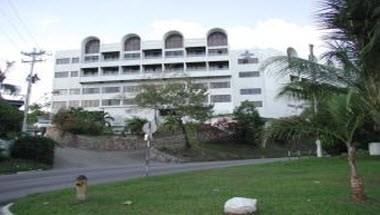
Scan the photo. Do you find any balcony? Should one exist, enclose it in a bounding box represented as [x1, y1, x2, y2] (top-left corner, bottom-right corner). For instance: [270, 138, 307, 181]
[102, 52, 120, 61]
[101, 67, 119, 76]
[84, 55, 99, 63]
[143, 64, 162, 73]
[208, 48, 228, 56]
[209, 61, 229, 70]
[186, 47, 206, 57]
[143, 49, 162, 59]
[81, 68, 99, 77]
[164, 63, 184, 72]
[165, 50, 184, 58]
[186, 62, 207, 71]
[123, 52, 141, 60]
[122, 65, 140, 74]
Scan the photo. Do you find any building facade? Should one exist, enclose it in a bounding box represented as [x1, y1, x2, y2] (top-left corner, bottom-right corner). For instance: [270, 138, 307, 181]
[52, 28, 295, 126]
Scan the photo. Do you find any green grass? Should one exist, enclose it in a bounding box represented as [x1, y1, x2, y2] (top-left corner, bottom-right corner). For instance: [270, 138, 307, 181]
[11, 156, 380, 215]
[0, 159, 50, 175]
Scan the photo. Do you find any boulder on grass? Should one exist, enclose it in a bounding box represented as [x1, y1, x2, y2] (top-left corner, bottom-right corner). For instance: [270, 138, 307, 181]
[224, 197, 257, 214]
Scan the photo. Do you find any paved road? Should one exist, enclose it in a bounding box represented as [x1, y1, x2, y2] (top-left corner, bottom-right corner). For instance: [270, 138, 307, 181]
[0, 157, 289, 204]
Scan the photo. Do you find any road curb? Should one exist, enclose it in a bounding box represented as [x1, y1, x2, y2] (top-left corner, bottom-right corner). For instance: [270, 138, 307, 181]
[2, 203, 14, 215]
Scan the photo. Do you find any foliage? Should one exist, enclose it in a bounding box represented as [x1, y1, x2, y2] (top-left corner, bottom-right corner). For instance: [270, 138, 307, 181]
[0, 101, 23, 138]
[27, 103, 48, 124]
[0, 61, 18, 98]
[135, 80, 213, 148]
[52, 108, 113, 135]
[233, 101, 264, 145]
[10, 136, 56, 165]
[125, 117, 147, 135]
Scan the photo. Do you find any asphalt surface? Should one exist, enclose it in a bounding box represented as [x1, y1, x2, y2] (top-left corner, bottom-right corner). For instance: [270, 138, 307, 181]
[0, 157, 289, 205]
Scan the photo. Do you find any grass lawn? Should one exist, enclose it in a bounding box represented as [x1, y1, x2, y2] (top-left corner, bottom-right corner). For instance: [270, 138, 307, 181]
[0, 159, 50, 175]
[11, 156, 380, 215]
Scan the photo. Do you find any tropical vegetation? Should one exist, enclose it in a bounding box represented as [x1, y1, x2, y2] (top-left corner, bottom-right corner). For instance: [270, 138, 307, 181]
[52, 107, 114, 135]
[262, 0, 380, 202]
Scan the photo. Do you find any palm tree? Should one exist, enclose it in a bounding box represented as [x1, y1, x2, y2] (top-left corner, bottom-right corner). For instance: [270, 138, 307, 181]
[260, 0, 380, 202]
[0, 61, 18, 99]
[267, 92, 367, 201]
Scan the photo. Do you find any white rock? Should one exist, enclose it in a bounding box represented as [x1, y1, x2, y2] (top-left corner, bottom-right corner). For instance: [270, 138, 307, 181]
[224, 197, 257, 214]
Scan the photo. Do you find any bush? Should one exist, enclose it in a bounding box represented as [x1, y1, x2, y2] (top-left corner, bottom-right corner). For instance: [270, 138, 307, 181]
[125, 117, 147, 135]
[11, 136, 56, 165]
[233, 101, 264, 145]
[53, 108, 113, 135]
[0, 101, 23, 138]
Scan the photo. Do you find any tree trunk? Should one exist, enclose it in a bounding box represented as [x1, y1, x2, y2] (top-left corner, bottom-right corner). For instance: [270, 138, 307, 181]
[347, 145, 366, 202]
[179, 121, 191, 149]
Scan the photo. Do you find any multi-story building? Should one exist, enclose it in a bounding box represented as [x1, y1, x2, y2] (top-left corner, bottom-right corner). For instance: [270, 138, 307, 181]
[52, 28, 295, 126]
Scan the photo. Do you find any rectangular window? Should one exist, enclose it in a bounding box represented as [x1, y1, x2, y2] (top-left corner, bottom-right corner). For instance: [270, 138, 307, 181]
[70, 71, 79, 77]
[54, 71, 69, 78]
[210, 95, 231, 103]
[123, 86, 140, 93]
[123, 98, 136, 105]
[68, 100, 80, 107]
[52, 101, 66, 109]
[71, 57, 80, 63]
[56, 58, 70, 65]
[82, 100, 99, 107]
[238, 58, 259, 64]
[240, 88, 261, 95]
[53, 89, 67, 95]
[82, 87, 100, 94]
[239, 71, 260, 78]
[102, 99, 121, 106]
[69, 88, 81, 95]
[210, 81, 230, 89]
[102, 86, 120, 93]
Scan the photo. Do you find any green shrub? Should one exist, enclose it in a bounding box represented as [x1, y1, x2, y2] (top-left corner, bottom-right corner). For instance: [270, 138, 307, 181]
[125, 117, 147, 135]
[11, 136, 56, 165]
[0, 101, 23, 138]
[52, 108, 113, 135]
[233, 101, 264, 145]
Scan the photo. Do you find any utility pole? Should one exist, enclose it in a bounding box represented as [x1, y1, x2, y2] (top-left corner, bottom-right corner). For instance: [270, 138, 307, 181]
[21, 48, 46, 132]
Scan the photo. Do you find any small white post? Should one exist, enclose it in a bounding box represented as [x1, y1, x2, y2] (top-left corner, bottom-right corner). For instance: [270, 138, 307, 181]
[316, 139, 322, 157]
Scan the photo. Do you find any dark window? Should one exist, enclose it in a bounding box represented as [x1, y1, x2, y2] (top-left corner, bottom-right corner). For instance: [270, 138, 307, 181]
[207, 31, 227, 47]
[85, 39, 100, 54]
[240, 88, 261, 95]
[124, 36, 141, 51]
[210, 95, 231, 103]
[56, 58, 70, 64]
[239, 71, 260, 78]
[165, 34, 183, 49]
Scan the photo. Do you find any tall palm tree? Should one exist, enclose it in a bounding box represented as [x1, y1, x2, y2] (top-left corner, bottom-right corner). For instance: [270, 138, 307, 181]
[260, 0, 380, 202]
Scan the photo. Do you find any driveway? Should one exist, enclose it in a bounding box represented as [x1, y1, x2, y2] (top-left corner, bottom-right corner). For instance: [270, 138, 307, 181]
[54, 147, 148, 169]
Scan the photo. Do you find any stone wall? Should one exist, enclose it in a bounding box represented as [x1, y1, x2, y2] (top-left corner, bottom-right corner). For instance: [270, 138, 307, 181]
[46, 127, 184, 151]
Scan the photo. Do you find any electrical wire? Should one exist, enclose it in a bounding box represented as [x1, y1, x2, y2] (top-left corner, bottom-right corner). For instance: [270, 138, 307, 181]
[6, 0, 40, 48]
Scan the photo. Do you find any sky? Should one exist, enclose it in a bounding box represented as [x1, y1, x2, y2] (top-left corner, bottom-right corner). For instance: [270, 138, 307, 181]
[0, 0, 326, 105]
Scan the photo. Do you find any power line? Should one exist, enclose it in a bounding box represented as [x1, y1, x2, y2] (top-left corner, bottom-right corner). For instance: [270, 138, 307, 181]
[0, 25, 21, 50]
[6, 0, 40, 48]
[0, 7, 29, 46]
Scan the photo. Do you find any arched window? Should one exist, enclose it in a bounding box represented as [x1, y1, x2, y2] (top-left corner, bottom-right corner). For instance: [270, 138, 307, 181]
[207, 30, 227, 47]
[165, 33, 183, 49]
[124, 36, 141, 51]
[85, 39, 100, 54]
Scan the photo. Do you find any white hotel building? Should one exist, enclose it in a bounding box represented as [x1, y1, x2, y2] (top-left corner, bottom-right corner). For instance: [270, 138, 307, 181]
[51, 28, 295, 126]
